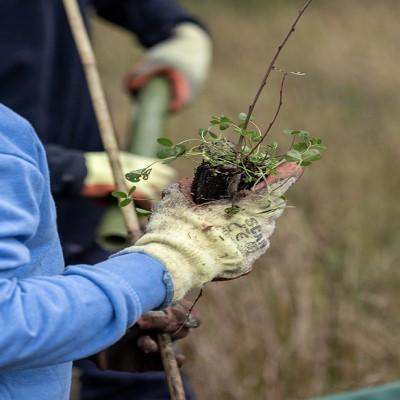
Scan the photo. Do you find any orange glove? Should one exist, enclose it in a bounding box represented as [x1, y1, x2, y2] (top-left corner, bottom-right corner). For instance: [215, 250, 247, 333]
[126, 23, 212, 112]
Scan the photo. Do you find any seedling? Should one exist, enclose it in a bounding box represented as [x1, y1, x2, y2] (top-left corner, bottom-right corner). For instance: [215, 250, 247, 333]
[114, 0, 322, 213]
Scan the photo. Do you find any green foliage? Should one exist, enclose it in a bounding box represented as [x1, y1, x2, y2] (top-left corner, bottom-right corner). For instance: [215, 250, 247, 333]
[118, 113, 325, 208]
[224, 206, 241, 216]
[283, 129, 325, 166]
[112, 191, 132, 207]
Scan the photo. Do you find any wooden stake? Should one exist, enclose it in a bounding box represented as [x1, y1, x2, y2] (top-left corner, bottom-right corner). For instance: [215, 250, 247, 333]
[63, 1, 186, 399]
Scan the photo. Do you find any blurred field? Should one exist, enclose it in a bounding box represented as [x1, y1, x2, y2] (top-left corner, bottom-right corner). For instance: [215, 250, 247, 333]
[92, 1, 400, 398]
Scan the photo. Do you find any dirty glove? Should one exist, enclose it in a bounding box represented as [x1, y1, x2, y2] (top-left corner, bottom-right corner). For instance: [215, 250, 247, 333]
[127, 163, 303, 301]
[82, 152, 176, 199]
[91, 300, 199, 372]
[126, 23, 212, 112]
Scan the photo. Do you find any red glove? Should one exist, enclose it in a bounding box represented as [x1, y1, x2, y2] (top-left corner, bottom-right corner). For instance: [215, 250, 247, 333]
[126, 23, 212, 113]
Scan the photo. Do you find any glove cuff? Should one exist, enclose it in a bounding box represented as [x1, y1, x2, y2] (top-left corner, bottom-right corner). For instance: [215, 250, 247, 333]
[130, 237, 217, 302]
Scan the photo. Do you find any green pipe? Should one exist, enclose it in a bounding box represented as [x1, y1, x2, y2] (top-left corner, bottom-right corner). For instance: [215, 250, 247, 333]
[97, 77, 171, 252]
[128, 77, 171, 156]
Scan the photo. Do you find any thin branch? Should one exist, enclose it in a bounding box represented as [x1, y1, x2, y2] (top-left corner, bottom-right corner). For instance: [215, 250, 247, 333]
[246, 72, 288, 158]
[237, 0, 314, 154]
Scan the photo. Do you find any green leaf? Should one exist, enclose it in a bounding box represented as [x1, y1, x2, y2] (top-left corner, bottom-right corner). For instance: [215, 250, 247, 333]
[293, 142, 308, 152]
[136, 207, 152, 216]
[312, 144, 326, 151]
[119, 198, 132, 207]
[249, 154, 264, 163]
[111, 191, 127, 199]
[220, 116, 233, 123]
[198, 128, 208, 138]
[268, 142, 278, 151]
[233, 127, 243, 135]
[238, 112, 247, 121]
[128, 186, 137, 196]
[157, 147, 177, 159]
[311, 137, 322, 145]
[209, 131, 218, 139]
[210, 116, 220, 125]
[174, 144, 186, 157]
[125, 170, 143, 182]
[224, 206, 241, 216]
[298, 130, 311, 141]
[157, 137, 173, 147]
[157, 144, 186, 160]
[285, 149, 302, 162]
[302, 148, 321, 163]
[219, 122, 230, 130]
[283, 129, 301, 136]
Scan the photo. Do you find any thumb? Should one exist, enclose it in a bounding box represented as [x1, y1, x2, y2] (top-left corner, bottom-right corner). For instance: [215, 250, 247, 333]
[256, 162, 303, 197]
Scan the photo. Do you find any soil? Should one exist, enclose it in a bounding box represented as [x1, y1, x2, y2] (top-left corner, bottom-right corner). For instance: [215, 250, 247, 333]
[191, 162, 252, 204]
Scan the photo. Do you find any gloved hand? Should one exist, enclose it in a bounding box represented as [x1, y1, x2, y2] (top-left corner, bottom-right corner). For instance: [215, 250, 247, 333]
[127, 162, 303, 301]
[126, 22, 212, 112]
[91, 300, 200, 372]
[82, 151, 176, 200]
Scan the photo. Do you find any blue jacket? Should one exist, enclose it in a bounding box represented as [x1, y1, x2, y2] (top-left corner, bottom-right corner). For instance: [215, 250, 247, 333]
[0, 0, 203, 263]
[0, 103, 172, 399]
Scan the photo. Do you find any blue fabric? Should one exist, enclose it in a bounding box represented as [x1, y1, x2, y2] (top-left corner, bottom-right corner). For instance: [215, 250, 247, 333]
[77, 360, 194, 400]
[0, 103, 172, 399]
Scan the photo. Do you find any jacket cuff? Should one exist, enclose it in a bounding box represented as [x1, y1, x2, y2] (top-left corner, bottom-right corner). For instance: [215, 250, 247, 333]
[44, 144, 87, 196]
[108, 251, 174, 310]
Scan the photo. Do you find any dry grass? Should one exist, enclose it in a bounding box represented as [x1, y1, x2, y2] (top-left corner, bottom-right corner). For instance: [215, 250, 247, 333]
[92, 1, 400, 398]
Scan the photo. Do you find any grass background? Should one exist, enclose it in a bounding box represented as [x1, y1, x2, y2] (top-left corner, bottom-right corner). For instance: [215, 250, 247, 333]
[91, 1, 400, 398]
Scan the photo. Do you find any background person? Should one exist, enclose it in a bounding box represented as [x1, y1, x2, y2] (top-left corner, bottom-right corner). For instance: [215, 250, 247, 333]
[0, 1, 211, 398]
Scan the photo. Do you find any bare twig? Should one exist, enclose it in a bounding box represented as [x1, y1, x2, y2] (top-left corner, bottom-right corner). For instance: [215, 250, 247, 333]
[63, 1, 186, 399]
[173, 289, 203, 336]
[247, 72, 288, 158]
[237, 0, 314, 154]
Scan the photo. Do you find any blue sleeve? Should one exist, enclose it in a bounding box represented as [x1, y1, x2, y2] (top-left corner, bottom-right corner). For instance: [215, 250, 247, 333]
[92, 0, 206, 47]
[0, 148, 172, 371]
[0, 253, 171, 371]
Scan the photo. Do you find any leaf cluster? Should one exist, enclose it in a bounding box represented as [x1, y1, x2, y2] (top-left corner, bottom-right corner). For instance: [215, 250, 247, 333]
[121, 113, 326, 209]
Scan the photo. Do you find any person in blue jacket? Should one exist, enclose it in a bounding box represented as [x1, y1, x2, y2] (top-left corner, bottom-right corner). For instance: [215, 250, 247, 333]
[0, 103, 301, 400]
[0, 1, 211, 398]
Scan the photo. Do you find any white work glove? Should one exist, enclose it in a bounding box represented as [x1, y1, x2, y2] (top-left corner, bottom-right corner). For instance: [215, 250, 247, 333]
[125, 163, 303, 301]
[126, 23, 212, 112]
[82, 152, 176, 200]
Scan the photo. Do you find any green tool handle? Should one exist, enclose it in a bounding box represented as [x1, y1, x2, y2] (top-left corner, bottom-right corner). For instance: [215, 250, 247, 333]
[127, 76, 171, 157]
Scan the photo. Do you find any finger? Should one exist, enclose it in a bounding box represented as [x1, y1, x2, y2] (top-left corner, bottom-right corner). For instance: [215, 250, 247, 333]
[255, 162, 303, 190]
[183, 314, 201, 329]
[171, 326, 190, 340]
[137, 311, 169, 331]
[137, 335, 159, 354]
[176, 353, 186, 368]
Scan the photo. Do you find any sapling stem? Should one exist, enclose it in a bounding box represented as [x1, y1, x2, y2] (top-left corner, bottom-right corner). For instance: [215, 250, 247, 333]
[247, 72, 288, 158]
[237, 0, 314, 155]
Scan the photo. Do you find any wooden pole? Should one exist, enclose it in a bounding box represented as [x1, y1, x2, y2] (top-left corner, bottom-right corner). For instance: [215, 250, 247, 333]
[63, 1, 186, 399]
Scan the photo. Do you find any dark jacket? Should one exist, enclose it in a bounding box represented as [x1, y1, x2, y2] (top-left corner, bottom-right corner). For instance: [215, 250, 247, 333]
[0, 0, 201, 262]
